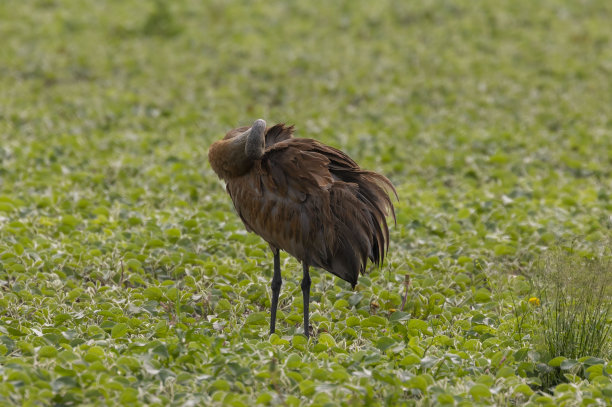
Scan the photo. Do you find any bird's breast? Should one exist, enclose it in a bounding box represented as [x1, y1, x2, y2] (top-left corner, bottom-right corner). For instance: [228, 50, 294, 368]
[226, 172, 329, 265]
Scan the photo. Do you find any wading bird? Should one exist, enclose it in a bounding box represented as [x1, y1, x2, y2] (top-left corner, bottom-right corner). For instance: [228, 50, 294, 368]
[208, 119, 396, 337]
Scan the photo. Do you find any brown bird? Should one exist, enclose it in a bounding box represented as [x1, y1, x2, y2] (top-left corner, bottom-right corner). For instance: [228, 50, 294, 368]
[208, 119, 396, 337]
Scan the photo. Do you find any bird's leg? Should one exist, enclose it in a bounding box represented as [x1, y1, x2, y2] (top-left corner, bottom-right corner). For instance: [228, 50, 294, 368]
[269, 249, 282, 334]
[300, 262, 311, 338]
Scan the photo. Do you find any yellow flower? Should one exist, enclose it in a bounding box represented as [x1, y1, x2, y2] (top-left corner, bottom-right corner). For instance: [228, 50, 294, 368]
[528, 297, 540, 306]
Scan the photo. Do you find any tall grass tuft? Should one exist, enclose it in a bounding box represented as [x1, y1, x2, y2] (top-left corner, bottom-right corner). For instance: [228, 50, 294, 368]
[533, 243, 612, 387]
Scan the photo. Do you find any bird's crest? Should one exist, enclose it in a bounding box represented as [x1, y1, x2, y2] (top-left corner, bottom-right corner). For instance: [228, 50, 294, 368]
[265, 123, 295, 146]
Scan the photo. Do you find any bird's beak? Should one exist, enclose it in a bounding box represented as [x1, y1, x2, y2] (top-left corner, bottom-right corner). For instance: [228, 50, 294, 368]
[244, 119, 266, 160]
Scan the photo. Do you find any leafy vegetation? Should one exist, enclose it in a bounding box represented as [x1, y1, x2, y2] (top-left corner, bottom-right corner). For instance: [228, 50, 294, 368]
[1, 0, 611, 405]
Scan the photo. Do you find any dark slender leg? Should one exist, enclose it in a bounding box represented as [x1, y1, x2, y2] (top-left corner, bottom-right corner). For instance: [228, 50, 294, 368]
[269, 250, 282, 334]
[300, 262, 311, 337]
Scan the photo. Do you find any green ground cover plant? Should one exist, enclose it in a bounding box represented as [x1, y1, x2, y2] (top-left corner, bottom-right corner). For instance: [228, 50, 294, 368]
[0, 0, 611, 405]
[533, 244, 612, 389]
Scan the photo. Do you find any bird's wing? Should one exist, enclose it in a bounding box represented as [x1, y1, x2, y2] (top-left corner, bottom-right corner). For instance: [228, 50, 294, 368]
[261, 141, 334, 201]
[290, 138, 397, 271]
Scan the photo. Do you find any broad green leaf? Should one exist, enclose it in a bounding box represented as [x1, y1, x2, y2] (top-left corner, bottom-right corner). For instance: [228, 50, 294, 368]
[389, 311, 411, 322]
[318, 333, 336, 347]
[292, 335, 308, 351]
[244, 312, 267, 326]
[346, 316, 360, 327]
[38, 346, 57, 358]
[407, 375, 428, 393]
[111, 323, 129, 338]
[513, 384, 534, 396]
[407, 319, 430, 333]
[285, 354, 302, 369]
[560, 359, 579, 370]
[548, 356, 567, 367]
[375, 337, 396, 351]
[469, 383, 491, 400]
[143, 287, 163, 301]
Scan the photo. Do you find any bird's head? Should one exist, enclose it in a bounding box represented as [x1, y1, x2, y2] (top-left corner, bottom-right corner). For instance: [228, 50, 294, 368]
[208, 119, 267, 180]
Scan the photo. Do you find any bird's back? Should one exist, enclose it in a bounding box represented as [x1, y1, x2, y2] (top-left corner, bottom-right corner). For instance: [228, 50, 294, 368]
[225, 126, 395, 287]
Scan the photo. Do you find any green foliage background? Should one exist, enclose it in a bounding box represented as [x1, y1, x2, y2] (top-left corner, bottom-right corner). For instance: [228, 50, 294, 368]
[1, 0, 611, 405]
